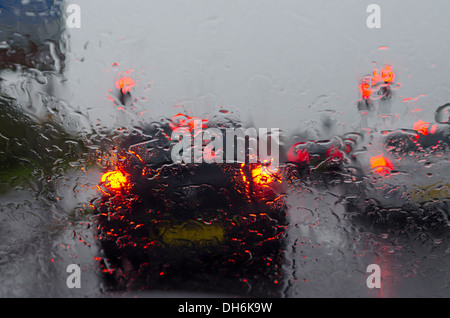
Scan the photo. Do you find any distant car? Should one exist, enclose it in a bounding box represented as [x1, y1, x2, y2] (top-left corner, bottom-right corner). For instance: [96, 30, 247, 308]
[285, 137, 355, 182]
[345, 112, 449, 231]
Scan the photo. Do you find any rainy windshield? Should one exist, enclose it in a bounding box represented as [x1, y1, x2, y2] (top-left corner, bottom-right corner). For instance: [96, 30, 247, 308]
[0, 0, 449, 298]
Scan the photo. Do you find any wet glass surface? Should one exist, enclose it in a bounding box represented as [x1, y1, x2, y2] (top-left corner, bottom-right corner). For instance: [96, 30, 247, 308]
[0, 0, 449, 297]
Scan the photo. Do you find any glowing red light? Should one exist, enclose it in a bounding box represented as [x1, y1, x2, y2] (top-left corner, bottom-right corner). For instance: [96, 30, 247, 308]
[381, 65, 395, 83]
[359, 80, 373, 100]
[287, 144, 311, 163]
[115, 76, 135, 94]
[169, 113, 208, 132]
[372, 70, 383, 85]
[251, 164, 276, 185]
[372, 65, 395, 84]
[413, 120, 437, 136]
[325, 146, 344, 162]
[370, 155, 394, 175]
[240, 162, 281, 189]
[359, 65, 395, 100]
[101, 170, 129, 190]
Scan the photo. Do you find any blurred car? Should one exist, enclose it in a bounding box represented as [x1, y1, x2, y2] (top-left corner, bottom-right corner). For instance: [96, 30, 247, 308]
[92, 115, 288, 296]
[344, 109, 449, 232]
[285, 137, 355, 182]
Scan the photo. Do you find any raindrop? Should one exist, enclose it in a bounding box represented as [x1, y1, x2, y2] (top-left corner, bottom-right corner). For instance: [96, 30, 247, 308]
[435, 103, 450, 123]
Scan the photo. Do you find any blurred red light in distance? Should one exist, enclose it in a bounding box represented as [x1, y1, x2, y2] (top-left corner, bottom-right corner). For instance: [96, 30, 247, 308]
[370, 155, 394, 175]
[169, 113, 208, 132]
[359, 80, 372, 99]
[413, 120, 437, 136]
[240, 162, 280, 187]
[381, 65, 395, 83]
[326, 146, 344, 162]
[115, 76, 135, 94]
[287, 144, 311, 163]
[251, 164, 276, 185]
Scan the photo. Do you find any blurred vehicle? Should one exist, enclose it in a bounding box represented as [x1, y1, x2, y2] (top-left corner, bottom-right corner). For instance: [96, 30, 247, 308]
[92, 115, 288, 296]
[344, 107, 449, 232]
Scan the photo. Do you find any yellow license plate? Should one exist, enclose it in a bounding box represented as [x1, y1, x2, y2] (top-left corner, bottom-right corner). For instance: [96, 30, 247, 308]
[410, 183, 449, 203]
[153, 220, 225, 247]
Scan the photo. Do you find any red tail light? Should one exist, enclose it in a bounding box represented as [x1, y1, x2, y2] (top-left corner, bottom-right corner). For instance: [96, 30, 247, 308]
[413, 120, 437, 136]
[370, 155, 394, 175]
[250, 163, 280, 186]
[359, 65, 395, 100]
[359, 79, 373, 100]
[169, 113, 208, 132]
[115, 76, 135, 94]
[100, 170, 129, 191]
[239, 161, 282, 203]
[372, 65, 395, 84]
[381, 65, 395, 83]
[325, 146, 344, 162]
[287, 143, 311, 164]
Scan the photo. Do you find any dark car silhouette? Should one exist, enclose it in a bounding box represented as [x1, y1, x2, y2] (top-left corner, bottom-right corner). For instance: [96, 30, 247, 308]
[92, 116, 288, 297]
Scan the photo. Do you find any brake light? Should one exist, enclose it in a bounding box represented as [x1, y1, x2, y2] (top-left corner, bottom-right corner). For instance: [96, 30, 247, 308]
[381, 65, 395, 83]
[359, 79, 373, 100]
[287, 143, 311, 164]
[251, 164, 278, 186]
[413, 120, 437, 136]
[115, 76, 135, 94]
[359, 65, 395, 100]
[372, 65, 395, 84]
[169, 113, 208, 132]
[239, 161, 281, 194]
[101, 170, 129, 190]
[325, 146, 344, 162]
[370, 155, 394, 175]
